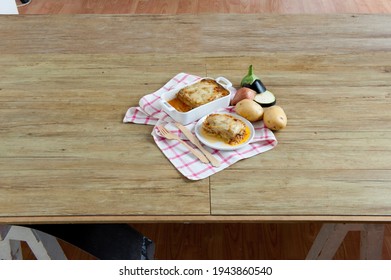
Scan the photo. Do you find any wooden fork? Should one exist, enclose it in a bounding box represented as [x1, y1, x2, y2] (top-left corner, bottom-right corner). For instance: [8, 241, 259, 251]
[174, 122, 221, 167]
[157, 125, 209, 164]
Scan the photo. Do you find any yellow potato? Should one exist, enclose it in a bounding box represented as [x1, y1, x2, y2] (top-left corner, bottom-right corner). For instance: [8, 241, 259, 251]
[263, 105, 287, 131]
[235, 99, 264, 122]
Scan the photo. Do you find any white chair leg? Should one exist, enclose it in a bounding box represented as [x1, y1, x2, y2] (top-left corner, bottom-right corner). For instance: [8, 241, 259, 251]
[306, 223, 350, 260]
[360, 224, 384, 260]
[0, 239, 13, 259]
[9, 240, 23, 259]
[0, 225, 17, 260]
[0, 225, 67, 260]
[307, 223, 385, 260]
[29, 229, 67, 260]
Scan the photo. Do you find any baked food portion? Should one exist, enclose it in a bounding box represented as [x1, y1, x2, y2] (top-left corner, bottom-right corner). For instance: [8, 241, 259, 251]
[202, 114, 246, 145]
[177, 79, 230, 109]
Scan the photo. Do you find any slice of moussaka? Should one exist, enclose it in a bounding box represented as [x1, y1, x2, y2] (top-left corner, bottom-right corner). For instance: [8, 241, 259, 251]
[177, 79, 230, 109]
[202, 114, 246, 145]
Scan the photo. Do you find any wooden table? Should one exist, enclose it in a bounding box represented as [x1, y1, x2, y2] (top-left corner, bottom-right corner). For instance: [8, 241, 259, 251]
[1, 14, 390, 258]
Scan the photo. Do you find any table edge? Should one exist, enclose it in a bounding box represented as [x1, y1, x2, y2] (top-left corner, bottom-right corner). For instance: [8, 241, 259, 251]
[1, 215, 391, 224]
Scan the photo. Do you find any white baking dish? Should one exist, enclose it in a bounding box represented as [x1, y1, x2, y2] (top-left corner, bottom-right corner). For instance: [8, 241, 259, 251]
[161, 76, 233, 125]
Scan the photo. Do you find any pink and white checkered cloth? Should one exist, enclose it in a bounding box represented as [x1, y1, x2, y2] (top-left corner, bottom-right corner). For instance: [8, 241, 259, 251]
[123, 73, 277, 180]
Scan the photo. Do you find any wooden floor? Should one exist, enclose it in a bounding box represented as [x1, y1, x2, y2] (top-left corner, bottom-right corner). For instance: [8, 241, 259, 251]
[17, 0, 391, 14]
[131, 223, 391, 260]
[22, 222, 391, 260]
[15, 0, 391, 260]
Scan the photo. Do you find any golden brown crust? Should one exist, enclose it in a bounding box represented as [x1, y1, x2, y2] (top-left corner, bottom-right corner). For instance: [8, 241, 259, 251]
[177, 79, 230, 109]
[202, 114, 246, 145]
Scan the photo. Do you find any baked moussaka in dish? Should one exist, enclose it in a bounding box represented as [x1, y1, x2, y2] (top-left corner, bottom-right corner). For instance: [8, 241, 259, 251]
[202, 114, 246, 145]
[177, 79, 230, 109]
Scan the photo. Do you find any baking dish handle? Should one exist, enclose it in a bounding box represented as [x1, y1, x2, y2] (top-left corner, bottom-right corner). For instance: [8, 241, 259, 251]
[161, 99, 174, 112]
[215, 77, 232, 89]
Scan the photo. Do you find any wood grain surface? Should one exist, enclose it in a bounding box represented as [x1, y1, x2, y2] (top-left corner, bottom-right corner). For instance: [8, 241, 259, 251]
[7, 2, 391, 261]
[0, 10, 390, 259]
[1, 14, 390, 226]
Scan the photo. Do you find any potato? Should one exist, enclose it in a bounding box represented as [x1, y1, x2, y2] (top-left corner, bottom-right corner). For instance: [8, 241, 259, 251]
[230, 87, 257, 105]
[235, 99, 264, 122]
[263, 105, 287, 131]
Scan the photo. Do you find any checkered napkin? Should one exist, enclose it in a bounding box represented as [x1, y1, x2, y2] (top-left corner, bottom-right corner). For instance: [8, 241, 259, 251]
[123, 73, 278, 180]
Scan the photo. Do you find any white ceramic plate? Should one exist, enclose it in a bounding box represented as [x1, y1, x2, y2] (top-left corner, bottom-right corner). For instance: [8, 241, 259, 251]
[194, 113, 255, 151]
